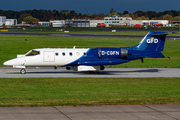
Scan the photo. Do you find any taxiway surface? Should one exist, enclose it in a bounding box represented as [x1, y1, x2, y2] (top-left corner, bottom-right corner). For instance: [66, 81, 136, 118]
[0, 105, 180, 120]
[0, 67, 180, 78]
[0, 32, 180, 39]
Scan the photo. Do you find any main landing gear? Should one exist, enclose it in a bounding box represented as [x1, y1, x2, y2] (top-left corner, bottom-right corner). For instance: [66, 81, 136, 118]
[20, 68, 26, 74]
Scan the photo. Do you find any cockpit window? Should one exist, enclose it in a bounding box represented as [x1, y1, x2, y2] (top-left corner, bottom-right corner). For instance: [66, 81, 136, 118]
[25, 50, 40, 56]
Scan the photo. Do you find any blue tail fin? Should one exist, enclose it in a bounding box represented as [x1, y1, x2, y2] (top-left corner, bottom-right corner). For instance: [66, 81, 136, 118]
[123, 31, 168, 52]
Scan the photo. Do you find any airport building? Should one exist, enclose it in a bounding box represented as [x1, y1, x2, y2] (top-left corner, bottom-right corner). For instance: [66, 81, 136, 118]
[0, 16, 6, 26]
[38, 22, 51, 26]
[104, 15, 168, 27]
[89, 20, 105, 27]
[0, 16, 17, 26]
[39, 15, 169, 28]
[65, 20, 90, 27]
[1, 16, 169, 28]
[6, 19, 17, 26]
[142, 20, 169, 26]
[50, 20, 65, 27]
[104, 15, 133, 27]
[50, 20, 104, 27]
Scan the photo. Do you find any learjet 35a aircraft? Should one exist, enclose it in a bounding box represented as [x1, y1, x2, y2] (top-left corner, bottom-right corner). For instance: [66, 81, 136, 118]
[3, 31, 168, 74]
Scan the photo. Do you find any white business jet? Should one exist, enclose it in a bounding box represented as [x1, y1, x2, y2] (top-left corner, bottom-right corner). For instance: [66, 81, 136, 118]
[3, 31, 168, 74]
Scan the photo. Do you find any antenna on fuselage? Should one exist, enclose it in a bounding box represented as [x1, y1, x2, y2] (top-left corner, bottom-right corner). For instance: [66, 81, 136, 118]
[73, 46, 76, 49]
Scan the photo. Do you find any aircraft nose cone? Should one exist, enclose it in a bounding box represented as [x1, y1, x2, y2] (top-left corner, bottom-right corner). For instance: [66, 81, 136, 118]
[3, 58, 24, 66]
[3, 60, 12, 66]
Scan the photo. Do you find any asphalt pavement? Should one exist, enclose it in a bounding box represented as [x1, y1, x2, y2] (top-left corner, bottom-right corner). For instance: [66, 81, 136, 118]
[0, 105, 180, 120]
[0, 67, 180, 78]
[0, 32, 180, 39]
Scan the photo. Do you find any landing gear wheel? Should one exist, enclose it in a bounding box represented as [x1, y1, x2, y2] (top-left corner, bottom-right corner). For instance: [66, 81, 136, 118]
[20, 68, 26, 74]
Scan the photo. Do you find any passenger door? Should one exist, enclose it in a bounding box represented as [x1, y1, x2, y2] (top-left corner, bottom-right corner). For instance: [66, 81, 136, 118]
[43, 51, 55, 62]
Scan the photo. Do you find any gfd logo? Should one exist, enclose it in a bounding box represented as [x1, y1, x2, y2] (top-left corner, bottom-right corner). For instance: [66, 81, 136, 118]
[147, 37, 158, 43]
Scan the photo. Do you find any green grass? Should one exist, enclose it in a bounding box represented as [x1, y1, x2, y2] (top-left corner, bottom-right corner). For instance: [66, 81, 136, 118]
[0, 78, 180, 107]
[0, 35, 180, 67]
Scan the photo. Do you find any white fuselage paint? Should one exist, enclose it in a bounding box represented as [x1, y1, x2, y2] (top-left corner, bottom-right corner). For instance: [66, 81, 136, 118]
[4, 48, 89, 67]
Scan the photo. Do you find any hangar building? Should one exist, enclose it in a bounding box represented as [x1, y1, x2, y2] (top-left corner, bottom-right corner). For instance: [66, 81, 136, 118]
[0, 16, 6, 26]
[0, 16, 17, 26]
[65, 20, 89, 27]
[6, 19, 17, 26]
[50, 20, 65, 27]
[104, 15, 133, 27]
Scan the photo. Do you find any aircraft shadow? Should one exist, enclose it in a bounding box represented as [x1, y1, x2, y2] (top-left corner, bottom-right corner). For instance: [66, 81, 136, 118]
[78, 69, 159, 75]
[6, 68, 159, 75]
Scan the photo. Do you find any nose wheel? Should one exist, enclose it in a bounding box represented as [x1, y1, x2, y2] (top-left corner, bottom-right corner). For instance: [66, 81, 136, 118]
[20, 68, 26, 74]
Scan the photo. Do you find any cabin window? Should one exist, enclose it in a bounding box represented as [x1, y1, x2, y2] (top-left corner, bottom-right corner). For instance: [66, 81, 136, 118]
[55, 53, 58, 56]
[62, 52, 65, 56]
[25, 50, 40, 56]
[76, 52, 80, 56]
[69, 52, 73, 56]
[83, 52, 87, 56]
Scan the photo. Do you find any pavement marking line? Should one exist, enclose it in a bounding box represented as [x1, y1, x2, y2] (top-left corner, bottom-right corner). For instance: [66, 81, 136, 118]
[144, 105, 179, 120]
[53, 106, 72, 120]
[0, 70, 44, 73]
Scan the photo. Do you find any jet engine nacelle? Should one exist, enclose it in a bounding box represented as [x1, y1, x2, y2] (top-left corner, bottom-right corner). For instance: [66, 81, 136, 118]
[98, 48, 128, 58]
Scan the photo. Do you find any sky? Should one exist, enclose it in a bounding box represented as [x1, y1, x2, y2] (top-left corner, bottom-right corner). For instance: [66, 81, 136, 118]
[1, 0, 180, 14]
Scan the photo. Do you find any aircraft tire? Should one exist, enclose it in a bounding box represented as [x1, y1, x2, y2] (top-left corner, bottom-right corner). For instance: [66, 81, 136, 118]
[20, 68, 26, 74]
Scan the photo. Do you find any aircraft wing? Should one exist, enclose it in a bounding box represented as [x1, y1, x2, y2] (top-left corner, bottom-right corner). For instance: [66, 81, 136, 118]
[78, 58, 129, 66]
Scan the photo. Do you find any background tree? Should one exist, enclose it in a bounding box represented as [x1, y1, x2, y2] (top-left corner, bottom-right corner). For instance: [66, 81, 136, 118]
[18, 13, 31, 23]
[95, 16, 100, 20]
[92, 13, 97, 19]
[137, 16, 149, 20]
[110, 8, 114, 14]
[164, 14, 173, 21]
[87, 14, 92, 19]
[123, 10, 129, 15]
[133, 11, 146, 17]
[70, 10, 76, 16]
[72, 16, 77, 20]
[173, 16, 180, 21]
[77, 13, 83, 19]
[50, 15, 54, 20]
[85, 16, 89, 20]
[146, 11, 157, 20]
[2, 9, 180, 23]
[132, 14, 138, 20]
[23, 16, 39, 24]
[107, 12, 120, 17]
[97, 13, 106, 19]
